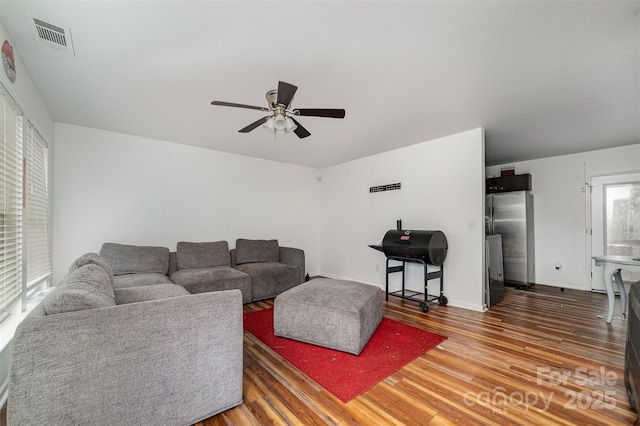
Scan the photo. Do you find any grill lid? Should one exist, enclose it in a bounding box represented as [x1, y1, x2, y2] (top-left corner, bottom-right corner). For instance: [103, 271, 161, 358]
[382, 230, 448, 265]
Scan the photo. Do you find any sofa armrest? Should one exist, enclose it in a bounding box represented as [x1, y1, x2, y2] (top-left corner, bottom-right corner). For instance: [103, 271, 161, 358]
[9, 290, 243, 426]
[280, 246, 305, 282]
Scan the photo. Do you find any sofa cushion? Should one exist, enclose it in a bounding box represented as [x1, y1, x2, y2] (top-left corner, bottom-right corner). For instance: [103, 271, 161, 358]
[170, 266, 252, 303]
[43, 264, 116, 315]
[176, 241, 230, 270]
[114, 284, 190, 305]
[113, 273, 173, 289]
[69, 252, 115, 286]
[100, 242, 170, 275]
[234, 239, 279, 265]
[235, 262, 302, 300]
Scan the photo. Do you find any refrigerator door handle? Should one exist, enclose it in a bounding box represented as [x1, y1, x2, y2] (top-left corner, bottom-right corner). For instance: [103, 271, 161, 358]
[491, 206, 495, 234]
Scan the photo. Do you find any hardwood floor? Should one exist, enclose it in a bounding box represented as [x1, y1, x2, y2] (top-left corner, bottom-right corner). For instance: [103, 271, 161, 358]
[198, 285, 637, 425]
[1, 285, 636, 425]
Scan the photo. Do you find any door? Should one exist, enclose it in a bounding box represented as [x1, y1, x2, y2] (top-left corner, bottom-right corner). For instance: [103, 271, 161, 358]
[492, 192, 528, 285]
[590, 171, 640, 292]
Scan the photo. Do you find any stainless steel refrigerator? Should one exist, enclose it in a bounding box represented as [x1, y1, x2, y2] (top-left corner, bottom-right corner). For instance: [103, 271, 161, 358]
[485, 191, 535, 287]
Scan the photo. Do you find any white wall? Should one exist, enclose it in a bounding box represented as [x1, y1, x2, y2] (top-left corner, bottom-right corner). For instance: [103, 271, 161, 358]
[54, 125, 486, 312]
[486, 144, 640, 290]
[318, 128, 486, 311]
[52, 123, 322, 284]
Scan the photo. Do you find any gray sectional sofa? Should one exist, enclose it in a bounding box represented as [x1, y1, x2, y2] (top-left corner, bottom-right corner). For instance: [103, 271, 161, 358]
[8, 253, 244, 425]
[100, 239, 305, 303]
[8, 238, 305, 425]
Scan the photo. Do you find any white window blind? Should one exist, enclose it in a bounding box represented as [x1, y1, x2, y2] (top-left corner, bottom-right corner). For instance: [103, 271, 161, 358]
[0, 88, 23, 315]
[24, 122, 51, 290]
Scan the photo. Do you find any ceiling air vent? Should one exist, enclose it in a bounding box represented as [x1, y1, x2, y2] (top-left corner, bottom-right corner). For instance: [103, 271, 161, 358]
[29, 15, 75, 55]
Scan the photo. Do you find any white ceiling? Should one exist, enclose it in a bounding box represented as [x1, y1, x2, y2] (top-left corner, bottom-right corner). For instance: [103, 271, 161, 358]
[1, 1, 638, 168]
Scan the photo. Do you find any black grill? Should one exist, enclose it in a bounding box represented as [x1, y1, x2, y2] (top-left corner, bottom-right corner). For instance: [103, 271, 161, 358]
[369, 223, 448, 313]
[382, 229, 448, 266]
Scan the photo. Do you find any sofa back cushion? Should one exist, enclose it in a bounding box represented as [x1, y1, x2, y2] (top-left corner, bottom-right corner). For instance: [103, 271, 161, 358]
[176, 241, 230, 269]
[69, 252, 115, 285]
[43, 264, 116, 315]
[100, 243, 170, 275]
[234, 239, 279, 265]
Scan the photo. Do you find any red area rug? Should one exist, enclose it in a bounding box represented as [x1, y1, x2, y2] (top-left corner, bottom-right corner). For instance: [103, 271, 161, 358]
[243, 308, 447, 403]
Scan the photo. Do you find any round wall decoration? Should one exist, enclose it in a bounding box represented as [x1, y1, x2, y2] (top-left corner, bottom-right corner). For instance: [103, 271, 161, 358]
[2, 40, 16, 83]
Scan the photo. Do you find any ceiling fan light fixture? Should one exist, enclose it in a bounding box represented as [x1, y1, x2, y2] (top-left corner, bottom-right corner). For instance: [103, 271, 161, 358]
[262, 113, 297, 135]
[285, 116, 297, 133]
[273, 113, 287, 132]
[262, 117, 275, 132]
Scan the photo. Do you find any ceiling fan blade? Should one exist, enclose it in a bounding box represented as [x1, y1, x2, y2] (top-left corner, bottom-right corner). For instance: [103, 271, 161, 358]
[211, 101, 268, 112]
[239, 117, 269, 133]
[277, 81, 298, 107]
[290, 117, 311, 139]
[296, 108, 346, 119]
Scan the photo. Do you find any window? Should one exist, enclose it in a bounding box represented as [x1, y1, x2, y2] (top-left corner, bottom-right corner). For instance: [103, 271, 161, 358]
[0, 86, 51, 320]
[24, 122, 51, 292]
[0, 88, 23, 316]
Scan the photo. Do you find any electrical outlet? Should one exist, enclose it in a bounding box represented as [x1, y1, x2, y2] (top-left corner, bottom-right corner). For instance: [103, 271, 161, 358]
[468, 219, 476, 230]
[375, 264, 380, 272]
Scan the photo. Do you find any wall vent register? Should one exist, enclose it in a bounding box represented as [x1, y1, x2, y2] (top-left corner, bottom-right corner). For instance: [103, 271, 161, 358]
[29, 15, 75, 55]
[370, 183, 401, 193]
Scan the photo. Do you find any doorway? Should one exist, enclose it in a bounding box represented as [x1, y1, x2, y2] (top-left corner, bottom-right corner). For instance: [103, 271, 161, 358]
[589, 171, 640, 292]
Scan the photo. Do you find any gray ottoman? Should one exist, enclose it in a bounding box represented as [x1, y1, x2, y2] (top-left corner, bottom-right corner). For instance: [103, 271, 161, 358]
[274, 278, 383, 355]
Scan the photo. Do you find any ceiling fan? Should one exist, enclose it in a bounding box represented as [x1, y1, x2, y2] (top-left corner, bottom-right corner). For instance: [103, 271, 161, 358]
[211, 81, 345, 139]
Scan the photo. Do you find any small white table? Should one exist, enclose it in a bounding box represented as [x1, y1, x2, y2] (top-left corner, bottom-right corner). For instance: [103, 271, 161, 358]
[592, 255, 640, 323]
